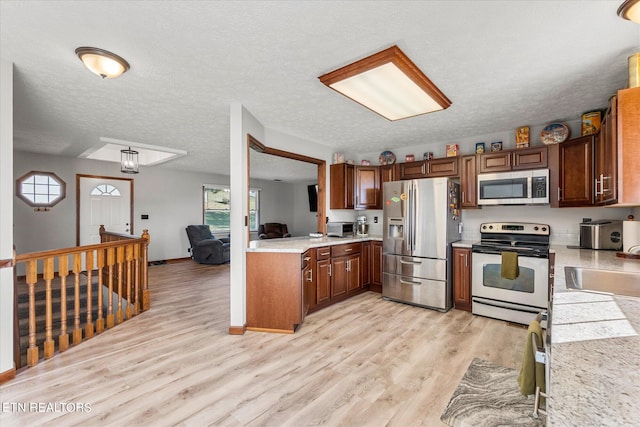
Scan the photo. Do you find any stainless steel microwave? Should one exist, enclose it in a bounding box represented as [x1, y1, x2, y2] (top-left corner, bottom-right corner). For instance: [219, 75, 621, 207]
[477, 169, 549, 205]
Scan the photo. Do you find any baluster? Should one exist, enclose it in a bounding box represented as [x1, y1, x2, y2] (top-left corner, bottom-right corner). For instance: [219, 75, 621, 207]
[106, 247, 115, 328]
[43, 257, 55, 359]
[58, 255, 69, 352]
[96, 248, 105, 333]
[125, 244, 133, 320]
[133, 243, 140, 316]
[141, 229, 150, 311]
[85, 250, 94, 339]
[116, 246, 124, 323]
[26, 259, 38, 367]
[72, 253, 83, 345]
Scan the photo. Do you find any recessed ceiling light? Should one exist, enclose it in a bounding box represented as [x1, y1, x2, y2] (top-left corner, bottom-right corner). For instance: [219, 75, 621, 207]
[75, 47, 130, 79]
[318, 45, 451, 121]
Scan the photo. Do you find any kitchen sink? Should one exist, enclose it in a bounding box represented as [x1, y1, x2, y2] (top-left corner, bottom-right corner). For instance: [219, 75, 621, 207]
[564, 266, 640, 298]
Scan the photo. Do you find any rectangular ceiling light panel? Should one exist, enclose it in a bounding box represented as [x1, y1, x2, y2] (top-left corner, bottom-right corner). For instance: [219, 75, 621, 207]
[319, 45, 451, 121]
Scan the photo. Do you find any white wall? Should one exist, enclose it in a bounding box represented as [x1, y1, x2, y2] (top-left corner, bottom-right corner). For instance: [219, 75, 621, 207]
[0, 60, 14, 375]
[291, 181, 319, 236]
[13, 151, 232, 262]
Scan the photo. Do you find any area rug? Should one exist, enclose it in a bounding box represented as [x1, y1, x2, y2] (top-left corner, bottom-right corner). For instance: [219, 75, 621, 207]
[440, 358, 544, 427]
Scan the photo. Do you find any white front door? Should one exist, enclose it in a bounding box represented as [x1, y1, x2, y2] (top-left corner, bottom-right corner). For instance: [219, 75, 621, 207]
[78, 176, 132, 246]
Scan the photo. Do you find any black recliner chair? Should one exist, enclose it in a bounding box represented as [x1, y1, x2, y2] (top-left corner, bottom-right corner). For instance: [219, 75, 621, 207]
[185, 225, 230, 265]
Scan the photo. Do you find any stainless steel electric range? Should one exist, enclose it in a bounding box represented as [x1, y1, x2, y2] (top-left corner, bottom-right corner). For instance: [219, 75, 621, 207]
[471, 222, 550, 326]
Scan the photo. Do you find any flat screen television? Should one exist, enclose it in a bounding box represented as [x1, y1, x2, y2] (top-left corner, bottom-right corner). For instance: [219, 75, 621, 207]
[307, 184, 318, 212]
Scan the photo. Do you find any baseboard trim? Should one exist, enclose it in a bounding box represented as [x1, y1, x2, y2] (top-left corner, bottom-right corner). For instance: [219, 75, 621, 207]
[0, 366, 16, 384]
[228, 324, 246, 335]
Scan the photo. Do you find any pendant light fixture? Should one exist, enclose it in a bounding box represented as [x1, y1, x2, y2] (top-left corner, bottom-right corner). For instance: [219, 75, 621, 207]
[120, 147, 139, 174]
[318, 45, 451, 121]
[618, 0, 640, 23]
[75, 47, 130, 79]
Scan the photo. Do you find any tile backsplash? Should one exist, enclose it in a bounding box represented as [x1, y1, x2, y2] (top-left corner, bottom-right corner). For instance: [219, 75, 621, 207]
[460, 205, 633, 245]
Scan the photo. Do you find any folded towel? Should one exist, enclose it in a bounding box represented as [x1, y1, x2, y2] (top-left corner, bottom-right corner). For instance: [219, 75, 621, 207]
[517, 320, 545, 405]
[501, 251, 519, 280]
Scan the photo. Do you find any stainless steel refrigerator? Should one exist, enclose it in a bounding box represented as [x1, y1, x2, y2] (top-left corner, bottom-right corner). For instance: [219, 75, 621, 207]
[382, 177, 461, 311]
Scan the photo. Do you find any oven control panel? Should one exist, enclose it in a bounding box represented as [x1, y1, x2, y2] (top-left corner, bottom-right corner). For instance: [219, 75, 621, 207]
[480, 222, 550, 236]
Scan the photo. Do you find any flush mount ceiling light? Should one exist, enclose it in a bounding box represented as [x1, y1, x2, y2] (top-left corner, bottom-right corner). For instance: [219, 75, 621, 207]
[618, 0, 640, 23]
[75, 47, 130, 79]
[121, 147, 139, 174]
[318, 45, 451, 121]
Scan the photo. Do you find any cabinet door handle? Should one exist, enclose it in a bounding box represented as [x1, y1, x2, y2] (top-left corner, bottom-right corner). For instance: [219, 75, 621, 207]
[465, 254, 468, 268]
[595, 178, 601, 196]
[328, 264, 332, 276]
[557, 187, 562, 201]
[462, 191, 465, 203]
[320, 252, 330, 256]
[347, 260, 351, 272]
[344, 248, 353, 252]
[307, 269, 313, 282]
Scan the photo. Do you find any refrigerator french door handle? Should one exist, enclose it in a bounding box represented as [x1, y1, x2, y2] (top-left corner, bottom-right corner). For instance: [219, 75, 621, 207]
[400, 259, 422, 265]
[404, 181, 413, 252]
[412, 181, 417, 252]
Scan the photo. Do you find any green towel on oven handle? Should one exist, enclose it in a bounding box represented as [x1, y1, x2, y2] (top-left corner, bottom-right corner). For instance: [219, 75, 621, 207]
[501, 251, 519, 280]
[517, 320, 545, 405]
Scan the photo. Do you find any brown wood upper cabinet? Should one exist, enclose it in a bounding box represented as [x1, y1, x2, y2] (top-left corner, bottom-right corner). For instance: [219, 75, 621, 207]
[399, 160, 427, 179]
[355, 166, 381, 209]
[549, 135, 595, 207]
[459, 155, 477, 208]
[330, 163, 354, 209]
[399, 157, 459, 180]
[616, 88, 640, 205]
[380, 164, 399, 183]
[479, 146, 548, 173]
[427, 157, 459, 177]
[596, 96, 617, 205]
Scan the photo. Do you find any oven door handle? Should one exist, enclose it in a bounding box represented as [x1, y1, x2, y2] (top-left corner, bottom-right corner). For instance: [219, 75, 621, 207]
[472, 297, 544, 314]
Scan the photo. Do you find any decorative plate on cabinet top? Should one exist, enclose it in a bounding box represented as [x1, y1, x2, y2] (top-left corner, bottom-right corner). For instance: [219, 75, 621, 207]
[379, 150, 396, 165]
[540, 123, 570, 145]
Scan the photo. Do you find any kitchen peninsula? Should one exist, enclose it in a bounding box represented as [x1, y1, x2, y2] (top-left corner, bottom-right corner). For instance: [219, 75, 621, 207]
[548, 246, 640, 426]
[246, 235, 383, 333]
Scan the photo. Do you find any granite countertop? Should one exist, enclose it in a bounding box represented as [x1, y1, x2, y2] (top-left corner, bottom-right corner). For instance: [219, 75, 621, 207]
[247, 234, 383, 253]
[452, 240, 475, 248]
[548, 245, 640, 427]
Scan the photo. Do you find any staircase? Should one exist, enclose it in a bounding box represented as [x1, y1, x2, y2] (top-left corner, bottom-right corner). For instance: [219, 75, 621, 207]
[15, 277, 105, 368]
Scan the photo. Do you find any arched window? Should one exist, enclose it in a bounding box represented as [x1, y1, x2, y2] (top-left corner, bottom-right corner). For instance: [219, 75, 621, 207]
[91, 184, 121, 196]
[16, 171, 66, 208]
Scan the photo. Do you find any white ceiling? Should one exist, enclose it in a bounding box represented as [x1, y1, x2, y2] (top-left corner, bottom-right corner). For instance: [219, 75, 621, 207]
[2, 1, 639, 182]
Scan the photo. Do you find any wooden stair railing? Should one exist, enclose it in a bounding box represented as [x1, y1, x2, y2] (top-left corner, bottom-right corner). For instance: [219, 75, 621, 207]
[13, 227, 150, 369]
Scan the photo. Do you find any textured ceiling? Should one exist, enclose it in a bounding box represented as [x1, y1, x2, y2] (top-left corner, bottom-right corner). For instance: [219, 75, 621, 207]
[2, 1, 639, 182]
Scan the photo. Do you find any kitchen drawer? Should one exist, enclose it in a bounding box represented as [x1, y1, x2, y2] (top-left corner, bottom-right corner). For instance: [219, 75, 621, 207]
[316, 246, 331, 260]
[382, 272, 447, 311]
[331, 242, 361, 258]
[383, 254, 446, 281]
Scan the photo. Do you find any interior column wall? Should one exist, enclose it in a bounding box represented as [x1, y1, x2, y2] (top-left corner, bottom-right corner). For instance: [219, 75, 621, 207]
[0, 60, 15, 376]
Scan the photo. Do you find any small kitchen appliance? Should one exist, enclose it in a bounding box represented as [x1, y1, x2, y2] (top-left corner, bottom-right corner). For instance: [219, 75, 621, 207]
[477, 169, 549, 205]
[356, 215, 368, 236]
[579, 219, 623, 250]
[326, 221, 355, 237]
[472, 222, 550, 326]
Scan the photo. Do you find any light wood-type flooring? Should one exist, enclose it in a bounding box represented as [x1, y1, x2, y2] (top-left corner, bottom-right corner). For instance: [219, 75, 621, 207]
[1, 260, 528, 426]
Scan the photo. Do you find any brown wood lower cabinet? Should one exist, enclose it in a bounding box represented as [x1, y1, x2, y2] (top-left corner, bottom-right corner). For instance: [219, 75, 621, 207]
[371, 241, 382, 293]
[453, 247, 472, 312]
[247, 240, 383, 333]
